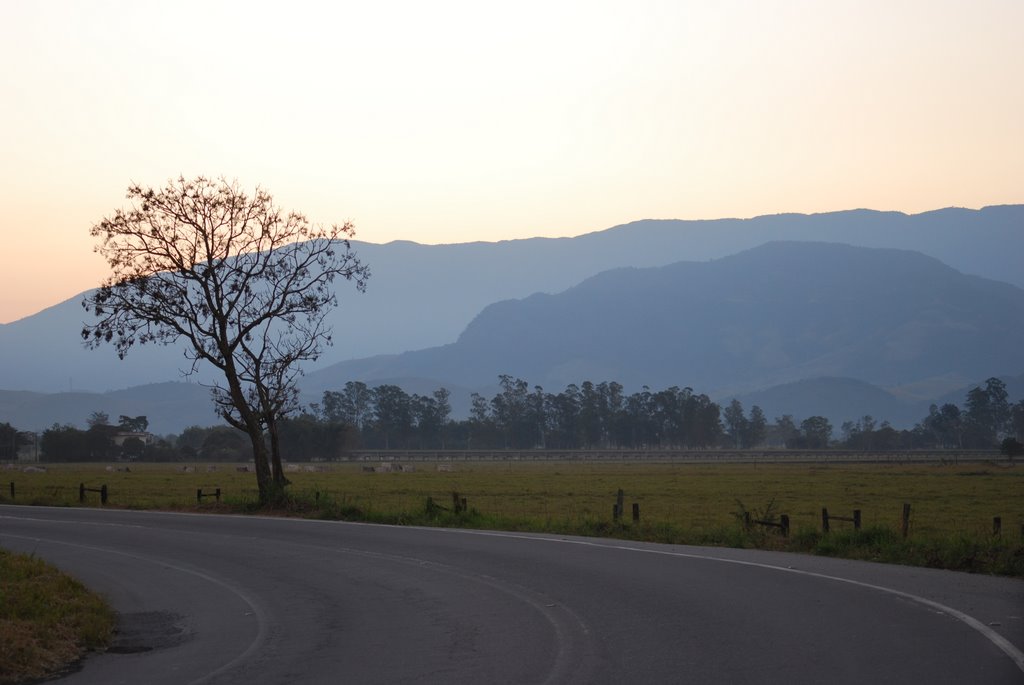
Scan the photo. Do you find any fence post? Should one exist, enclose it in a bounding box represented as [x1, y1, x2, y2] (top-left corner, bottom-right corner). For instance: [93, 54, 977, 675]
[993, 517, 1001, 536]
[822, 507, 830, 533]
[743, 511, 751, 531]
[632, 502, 640, 522]
[215, 488, 221, 503]
[853, 509, 861, 530]
[616, 489, 624, 515]
[196, 488, 202, 504]
[901, 503, 911, 538]
[613, 504, 620, 521]
[8, 481, 13, 500]
[780, 514, 790, 537]
[79, 483, 85, 503]
[100, 484, 108, 505]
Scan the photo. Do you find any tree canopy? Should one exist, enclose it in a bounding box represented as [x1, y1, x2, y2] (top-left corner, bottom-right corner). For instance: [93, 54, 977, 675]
[82, 176, 368, 502]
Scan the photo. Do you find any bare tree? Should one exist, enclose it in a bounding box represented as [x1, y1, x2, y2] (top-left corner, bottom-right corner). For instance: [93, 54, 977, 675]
[82, 176, 369, 503]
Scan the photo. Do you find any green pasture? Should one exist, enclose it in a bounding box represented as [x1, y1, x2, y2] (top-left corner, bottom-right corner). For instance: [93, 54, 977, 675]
[4, 461, 1021, 541]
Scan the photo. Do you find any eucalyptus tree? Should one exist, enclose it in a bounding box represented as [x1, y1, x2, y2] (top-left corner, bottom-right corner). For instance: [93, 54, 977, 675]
[370, 384, 412, 449]
[743, 405, 767, 448]
[723, 399, 748, 448]
[799, 416, 833, 449]
[491, 375, 533, 448]
[82, 176, 368, 503]
[323, 381, 373, 430]
[964, 377, 1010, 447]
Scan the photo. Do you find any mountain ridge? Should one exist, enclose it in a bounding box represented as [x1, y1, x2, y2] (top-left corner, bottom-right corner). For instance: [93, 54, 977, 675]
[304, 241, 1024, 399]
[1, 205, 1021, 394]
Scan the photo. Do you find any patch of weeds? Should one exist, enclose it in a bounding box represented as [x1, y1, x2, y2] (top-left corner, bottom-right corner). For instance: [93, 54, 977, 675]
[731, 497, 787, 547]
[0, 548, 115, 684]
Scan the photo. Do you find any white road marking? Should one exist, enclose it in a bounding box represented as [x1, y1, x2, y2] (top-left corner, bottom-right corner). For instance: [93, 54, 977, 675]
[4, 507, 1022, 674]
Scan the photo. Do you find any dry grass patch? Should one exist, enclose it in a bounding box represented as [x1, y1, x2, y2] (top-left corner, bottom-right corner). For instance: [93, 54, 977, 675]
[0, 549, 114, 684]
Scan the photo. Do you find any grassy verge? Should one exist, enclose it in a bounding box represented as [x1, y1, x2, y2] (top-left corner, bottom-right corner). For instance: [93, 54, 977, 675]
[0, 549, 114, 685]
[252, 489, 1024, 577]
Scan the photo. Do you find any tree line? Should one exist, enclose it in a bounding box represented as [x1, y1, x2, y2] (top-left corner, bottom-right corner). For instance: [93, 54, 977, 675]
[7, 376, 1021, 463]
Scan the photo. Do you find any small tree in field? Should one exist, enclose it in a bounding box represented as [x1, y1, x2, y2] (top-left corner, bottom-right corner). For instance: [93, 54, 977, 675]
[82, 176, 369, 503]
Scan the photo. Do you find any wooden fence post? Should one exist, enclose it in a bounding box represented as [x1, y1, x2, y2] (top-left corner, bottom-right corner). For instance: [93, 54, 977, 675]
[632, 502, 640, 522]
[853, 509, 861, 530]
[8, 481, 13, 500]
[100, 484, 108, 505]
[197, 487, 224, 504]
[613, 489, 625, 522]
[901, 503, 911, 538]
[822, 507, 830, 533]
[780, 514, 790, 537]
[79, 483, 85, 503]
[993, 517, 1001, 536]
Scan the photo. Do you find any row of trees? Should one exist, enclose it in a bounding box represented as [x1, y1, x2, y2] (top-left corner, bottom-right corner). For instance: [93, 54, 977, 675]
[319, 376, 732, 451]
[917, 377, 1021, 449]
[831, 377, 1024, 452]
[8, 377, 1023, 463]
[313, 376, 1024, 452]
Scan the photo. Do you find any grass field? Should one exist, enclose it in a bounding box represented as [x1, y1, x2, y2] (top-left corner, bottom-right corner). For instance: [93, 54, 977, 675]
[3, 460, 1022, 575]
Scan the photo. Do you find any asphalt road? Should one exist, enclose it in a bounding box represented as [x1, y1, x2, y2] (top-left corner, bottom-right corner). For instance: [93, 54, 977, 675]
[1, 505, 1021, 684]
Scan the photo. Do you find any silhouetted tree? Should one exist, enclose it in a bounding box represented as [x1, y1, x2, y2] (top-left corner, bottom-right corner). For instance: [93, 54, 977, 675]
[798, 416, 833, 449]
[0, 423, 28, 461]
[1001, 437, 1023, 461]
[87, 411, 110, 429]
[323, 381, 372, 431]
[118, 415, 149, 432]
[370, 385, 411, 449]
[1011, 400, 1024, 443]
[964, 377, 1010, 448]
[743, 405, 767, 448]
[723, 399, 747, 448]
[82, 176, 368, 503]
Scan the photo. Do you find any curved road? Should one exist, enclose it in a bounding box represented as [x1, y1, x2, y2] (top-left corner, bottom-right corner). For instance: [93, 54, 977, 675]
[1, 505, 1021, 684]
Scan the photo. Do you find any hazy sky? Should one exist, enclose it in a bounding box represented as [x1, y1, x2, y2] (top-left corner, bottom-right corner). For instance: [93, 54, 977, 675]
[1, 0, 1021, 324]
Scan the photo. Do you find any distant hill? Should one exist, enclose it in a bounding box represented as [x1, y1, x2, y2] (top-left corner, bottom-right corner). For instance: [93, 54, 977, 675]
[0, 383, 218, 435]
[305, 242, 1024, 400]
[0, 205, 1021, 394]
[930, 371, 1024, 410]
[731, 377, 926, 430]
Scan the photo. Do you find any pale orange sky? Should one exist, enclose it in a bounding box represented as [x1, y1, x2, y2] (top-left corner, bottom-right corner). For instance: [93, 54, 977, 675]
[1, 0, 1022, 324]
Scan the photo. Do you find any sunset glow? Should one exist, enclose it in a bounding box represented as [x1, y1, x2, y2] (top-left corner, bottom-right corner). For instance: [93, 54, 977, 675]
[1, 0, 1021, 323]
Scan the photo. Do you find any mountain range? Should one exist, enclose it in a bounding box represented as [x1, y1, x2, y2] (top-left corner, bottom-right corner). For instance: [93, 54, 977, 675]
[1, 206, 1022, 435]
[2, 205, 1021, 394]
[304, 241, 1024, 396]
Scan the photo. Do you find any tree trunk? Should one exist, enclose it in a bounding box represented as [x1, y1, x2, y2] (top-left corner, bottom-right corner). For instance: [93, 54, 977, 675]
[268, 417, 290, 491]
[247, 428, 276, 504]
